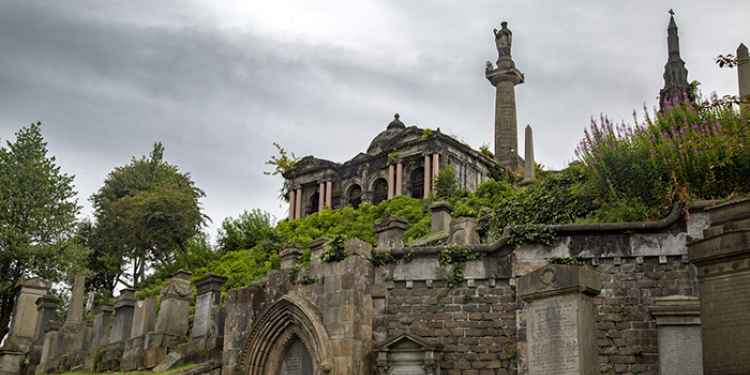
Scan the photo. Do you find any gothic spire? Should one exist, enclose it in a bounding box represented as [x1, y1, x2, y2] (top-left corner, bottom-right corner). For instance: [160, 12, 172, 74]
[659, 9, 693, 111]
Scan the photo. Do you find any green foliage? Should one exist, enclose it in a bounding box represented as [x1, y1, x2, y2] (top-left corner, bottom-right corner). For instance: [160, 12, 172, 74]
[506, 225, 557, 247]
[0, 122, 83, 340]
[264, 142, 298, 199]
[433, 164, 460, 199]
[421, 128, 434, 140]
[370, 251, 398, 266]
[577, 102, 750, 218]
[91, 142, 206, 289]
[387, 150, 400, 163]
[218, 209, 274, 252]
[438, 247, 480, 287]
[479, 144, 494, 159]
[548, 256, 585, 265]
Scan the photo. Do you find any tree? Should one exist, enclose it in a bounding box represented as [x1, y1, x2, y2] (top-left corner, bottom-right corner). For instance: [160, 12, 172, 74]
[0, 122, 84, 341]
[433, 164, 461, 199]
[90, 143, 206, 289]
[218, 209, 274, 252]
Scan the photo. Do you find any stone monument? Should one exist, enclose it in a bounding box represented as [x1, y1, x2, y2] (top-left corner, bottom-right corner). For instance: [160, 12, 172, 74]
[486, 21, 524, 170]
[518, 264, 601, 375]
[649, 295, 703, 375]
[738, 43, 749, 115]
[144, 270, 193, 368]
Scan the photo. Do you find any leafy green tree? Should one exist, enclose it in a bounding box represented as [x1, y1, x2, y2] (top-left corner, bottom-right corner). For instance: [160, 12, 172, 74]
[218, 209, 275, 252]
[91, 143, 207, 288]
[433, 164, 460, 199]
[0, 122, 84, 341]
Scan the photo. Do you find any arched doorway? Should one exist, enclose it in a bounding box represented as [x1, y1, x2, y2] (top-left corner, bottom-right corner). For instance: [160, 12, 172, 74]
[372, 178, 388, 204]
[410, 167, 424, 199]
[306, 191, 320, 216]
[347, 184, 362, 208]
[280, 338, 314, 375]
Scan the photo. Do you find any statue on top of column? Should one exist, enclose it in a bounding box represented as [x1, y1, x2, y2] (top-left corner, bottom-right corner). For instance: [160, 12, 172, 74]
[493, 21, 512, 59]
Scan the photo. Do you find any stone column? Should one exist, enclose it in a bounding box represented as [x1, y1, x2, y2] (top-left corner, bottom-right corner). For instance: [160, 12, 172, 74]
[395, 161, 403, 196]
[294, 187, 302, 219]
[738, 43, 749, 115]
[5, 278, 48, 352]
[192, 274, 227, 339]
[423, 154, 432, 197]
[649, 295, 703, 375]
[318, 182, 325, 212]
[430, 201, 453, 233]
[109, 289, 136, 344]
[522, 125, 535, 184]
[65, 275, 86, 325]
[288, 189, 295, 220]
[387, 164, 395, 199]
[518, 264, 601, 375]
[431, 153, 440, 181]
[325, 181, 333, 209]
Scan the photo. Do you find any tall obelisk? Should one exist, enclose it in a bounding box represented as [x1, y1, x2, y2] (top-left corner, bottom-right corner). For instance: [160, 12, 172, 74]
[486, 21, 524, 170]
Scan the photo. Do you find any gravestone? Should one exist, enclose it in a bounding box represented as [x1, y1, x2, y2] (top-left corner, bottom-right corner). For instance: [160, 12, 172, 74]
[36, 321, 61, 375]
[689, 198, 750, 373]
[192, 274, 227, 339]
[121, 297, 156, 371]
[33, 295, 59, 345]
[144, 270, 192, 368]
[280, 340, 313, 375]
[649, 295, 703, 375]
[4, 279, 48, 352]
[109, 289, 136, 344]
[518, 264, 601, 375]
[65, 275, 86, 325]
[90, 303, 113, 348]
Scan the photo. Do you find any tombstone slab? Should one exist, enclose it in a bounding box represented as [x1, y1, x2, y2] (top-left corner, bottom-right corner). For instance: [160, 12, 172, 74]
[649, 295, 703, 375]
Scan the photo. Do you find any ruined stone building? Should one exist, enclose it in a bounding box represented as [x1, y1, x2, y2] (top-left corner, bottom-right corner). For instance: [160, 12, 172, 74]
[2, 13, 750, 375]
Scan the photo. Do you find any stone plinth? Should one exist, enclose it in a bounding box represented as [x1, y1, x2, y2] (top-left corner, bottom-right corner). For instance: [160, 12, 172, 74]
[191, 274, 227, 339]
[0, 351, 25, 375]
[4, 279, 48, 352]
[279, 248, 302, 271]
[375, 217, 408, 249]
[430, 201, 453, 233]
[689, 199, 750, 374]
[649, 295, 703, 375]
[518, 264, 601, 375]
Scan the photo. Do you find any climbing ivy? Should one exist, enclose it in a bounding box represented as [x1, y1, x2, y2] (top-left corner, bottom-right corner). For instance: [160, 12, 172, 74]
[319, 235, 348, 263]
[506, 225, 557, 247]
[438, 246, 480, 287]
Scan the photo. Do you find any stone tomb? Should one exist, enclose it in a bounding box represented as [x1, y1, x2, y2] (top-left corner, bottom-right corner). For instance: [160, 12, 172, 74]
[518, 264, 601, 375]
[649, 295, 703, 375]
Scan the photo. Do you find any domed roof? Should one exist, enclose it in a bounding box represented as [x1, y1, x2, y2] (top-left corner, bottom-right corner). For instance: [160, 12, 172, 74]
[367, 114, 406, 155]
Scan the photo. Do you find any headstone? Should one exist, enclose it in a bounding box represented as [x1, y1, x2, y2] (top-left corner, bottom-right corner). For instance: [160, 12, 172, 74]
[688, 199, 750, 373]
[191, 274, 227, 338]
[522, 125, 535, 183]
[430, 201, 453, 233]
[33, 295, 59, 345]
[109, 289, 136, 344]
[36, 321, 61, 375]
[649, 295, 703, 375]
[130, 297, 157, 339]
[518, 264, 601, 375]
[449, 217, 480, 246]
[5, 279, 48, 352]
[153, 351, 183, 373]
[374, 217, 408, 249]
[90, 303, 113, 348]
[64, 275, 86, 325]
[144, 271, 192, 368]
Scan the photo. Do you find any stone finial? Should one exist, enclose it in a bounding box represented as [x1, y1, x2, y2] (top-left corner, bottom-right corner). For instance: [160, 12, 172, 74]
[430, 201, 453, 233]
[387, 113, 405, 130]
[279, 247, 302, 270]
[522, 124, 535, 184]
[374, 217, 408, 249]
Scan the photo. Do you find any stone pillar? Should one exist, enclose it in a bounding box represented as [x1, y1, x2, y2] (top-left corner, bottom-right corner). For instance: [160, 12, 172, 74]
[423, 154, 432, 197]
[738, 43, 749, 115]
[280, 247, 302, 270]
[294, 187, 302, 219]
[522, 125, 535, 184]
[325, 181, 333, 209]
[4, 278, 48, 352]
[33, 295, 59, 345]
[395, 161, 403, 196]
[318, 182, 325, 212]
[144, 271, 192, 369]
[65, 275, 86, 325]
[109, 289, 136, 344]
[91, 304, 113, 349]
[387, 164, 395, 199]
[688, 198, 750, 373]
[649, 295, 703, 375]
[518, 264, 601, 375]
[430, 201, 453, 233]
[431, 153, 440, 181]
[192, 274, 227, 339]
[374, 217, 408, 249]
[288, 189, 295, 219]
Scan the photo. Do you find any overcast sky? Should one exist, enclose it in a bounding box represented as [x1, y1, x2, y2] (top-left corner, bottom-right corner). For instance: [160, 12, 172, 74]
[1, 1, 748, 239]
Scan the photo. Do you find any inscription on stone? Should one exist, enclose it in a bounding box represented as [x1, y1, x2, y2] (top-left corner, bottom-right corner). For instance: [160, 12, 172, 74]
[281, 340, 313, 375]
[192, 293, 210, 338]
[701, 271, 750, 373]
[527, 294, 580, 375]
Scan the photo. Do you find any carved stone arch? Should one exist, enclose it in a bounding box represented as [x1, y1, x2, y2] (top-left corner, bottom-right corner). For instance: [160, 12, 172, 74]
[240, 294, 332, 375]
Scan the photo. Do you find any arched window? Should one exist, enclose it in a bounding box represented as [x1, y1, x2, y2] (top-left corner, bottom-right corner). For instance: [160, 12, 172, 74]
[372, 178, 388, 204]
[280, 338, 314, 375]
[347, 184, 362, 208]
[410, 167, 425, 199]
